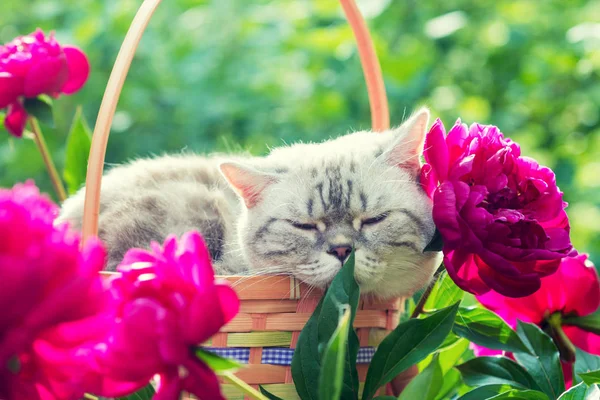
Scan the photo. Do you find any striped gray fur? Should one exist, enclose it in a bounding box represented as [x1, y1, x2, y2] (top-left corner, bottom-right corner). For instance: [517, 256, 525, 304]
[58, 108, 441, 299]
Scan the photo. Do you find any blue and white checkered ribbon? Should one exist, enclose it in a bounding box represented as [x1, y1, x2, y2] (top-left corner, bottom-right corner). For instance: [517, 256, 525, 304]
[206, 346, 376, 365]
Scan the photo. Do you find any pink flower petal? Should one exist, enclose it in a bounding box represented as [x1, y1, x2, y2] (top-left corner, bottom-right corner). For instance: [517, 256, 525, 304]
[563, 326, 600, 356]
[0, 73, 24, 109]
[61, 46, 90, 94]
[183, 359, 225, 400]
[216, 283, 240, 325]
[423, 118, 448, 181]
[23, 53, 69, 97]
[4, 101, 28, 137]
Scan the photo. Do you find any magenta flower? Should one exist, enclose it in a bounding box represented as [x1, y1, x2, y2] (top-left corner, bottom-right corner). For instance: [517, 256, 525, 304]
[474, 254, 599, 387]
[0, 29, 90, 137]
[0, 181, 108, 400]
[421, 119, 572, 297]
[91, 232, 240, 400]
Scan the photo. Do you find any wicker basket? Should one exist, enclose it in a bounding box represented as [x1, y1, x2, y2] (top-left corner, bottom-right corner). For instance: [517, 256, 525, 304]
[85, 0, 397, 398]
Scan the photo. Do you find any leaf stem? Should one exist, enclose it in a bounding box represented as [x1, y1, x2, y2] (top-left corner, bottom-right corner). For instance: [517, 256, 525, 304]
[546, 313, 576, 363]
[221, 371, 269, 400]
[28, 117, 67, 202]
[410, 267, 443, 319]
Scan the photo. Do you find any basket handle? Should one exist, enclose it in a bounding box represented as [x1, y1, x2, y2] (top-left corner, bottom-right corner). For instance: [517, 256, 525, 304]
[81, 0, 389, 243]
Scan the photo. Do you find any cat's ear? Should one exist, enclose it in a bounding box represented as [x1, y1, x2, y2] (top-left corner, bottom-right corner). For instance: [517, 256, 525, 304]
[385, 107, 430, 172]
[219, 162, 277, 208]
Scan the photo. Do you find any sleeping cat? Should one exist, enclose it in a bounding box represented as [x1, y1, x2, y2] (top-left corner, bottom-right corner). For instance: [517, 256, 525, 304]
[58, 108, 441, 299]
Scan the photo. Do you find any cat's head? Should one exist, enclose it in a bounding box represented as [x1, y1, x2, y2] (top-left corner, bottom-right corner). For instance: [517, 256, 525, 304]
[220, 108, 441, 299]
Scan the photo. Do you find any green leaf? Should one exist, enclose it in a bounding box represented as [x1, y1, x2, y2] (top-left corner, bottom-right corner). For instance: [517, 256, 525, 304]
[435, 368, 462, 400]
[424, 271, 464, 312]
[457, 385, 513, 400]
[23, 96, 54, 127]
[372, 397, 396, 400]
[196, 348, 242, 373]
[514, 322, 565, 399]
[292, 251, 360, 400]
[578, 369, 600, 385]
[397, 354, 443, 400]
[259, 386, 285, 400]
[574, 348, 600, 385]
[438, 332, 461, 350]
[63, 108, 92, 194]
[453, 306, 529, 354]
[488, 389, 549, 399]
[563, 311, 600, 335]
[361, 302, 459, 400]
[424, 228, 443, 252]
[319, 305, 351, 400]
[419, 337, 468, 374]
[456, 356, 541, 390]
[115, 384, 155, 400]
[558, 382, 598, 400]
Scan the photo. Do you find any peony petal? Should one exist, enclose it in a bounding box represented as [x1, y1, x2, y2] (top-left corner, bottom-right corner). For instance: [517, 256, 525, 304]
[216, 283, 240, 324]
[183, 359, 225, 400]
[423, 118, 448, 181]
[444, 249, 489, 295]
[154, 374, 183, 400]
[0, 72, 24, 109]
[184, 287, 226, 343]
[563, 326, 600, 356]
[23, 54, 69, 97]
[476, 259, 541, 298]
[4, 101, 28, 137]
[61, 46, 90, 94]
[431, 182, 463, 246]
[419, 163, 437, 198]
[560, 255, 600, 317]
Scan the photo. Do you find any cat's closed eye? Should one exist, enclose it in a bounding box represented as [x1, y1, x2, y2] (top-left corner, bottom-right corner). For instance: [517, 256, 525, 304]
[362, 213, 389, 226]
[290, 221, 318, 231]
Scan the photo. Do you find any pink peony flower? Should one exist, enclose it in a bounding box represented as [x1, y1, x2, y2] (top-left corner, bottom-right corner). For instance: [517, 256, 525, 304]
[0, 29, 90, 137]
[473, 254, 600, 387]
[90, 231, 240, 400]
[0, 181, 108, 400]
[421, 119, 572, 297]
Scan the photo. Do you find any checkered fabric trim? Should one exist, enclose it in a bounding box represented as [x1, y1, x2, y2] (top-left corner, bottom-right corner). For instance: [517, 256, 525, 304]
[207, 348, 250, 364]
[205, 347, 376, 365]
[261, 348, 294, 365]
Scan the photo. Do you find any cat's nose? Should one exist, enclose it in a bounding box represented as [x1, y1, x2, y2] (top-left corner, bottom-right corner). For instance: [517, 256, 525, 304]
[327, 245, 352, 263]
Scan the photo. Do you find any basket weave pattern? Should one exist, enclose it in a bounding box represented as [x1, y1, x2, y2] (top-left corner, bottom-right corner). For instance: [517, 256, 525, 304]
[194, 276, 403, 400]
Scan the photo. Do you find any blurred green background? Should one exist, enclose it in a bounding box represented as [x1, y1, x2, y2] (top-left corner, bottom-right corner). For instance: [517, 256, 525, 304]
[0, 0, 598, 262]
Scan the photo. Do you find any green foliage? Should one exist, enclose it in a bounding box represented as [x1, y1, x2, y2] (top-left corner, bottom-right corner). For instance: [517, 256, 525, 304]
[195, 348, 242, 373]
[453, 307, 530, 354]
[259, 386, 285, 400]
[361, 302, 459, 400]
[63, 108, 92, 194]
[115, 384, 155, 400]
[319, 306, 352, 400]
[513, 322, 565, 399]
[457, 385, 514, 400]
[424, 271, 464, 312]
[457, 356, 541, 390]
[557, 382, 599, 400]
[563, 311, 600, 335]
[574, 348, 600, 385]
[23, 96, 53, 128]
[397, 354, 443, 400]
[291, 251, 360, 400]
[578, 369, 600, 385]
[488, 389, 549, 400]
